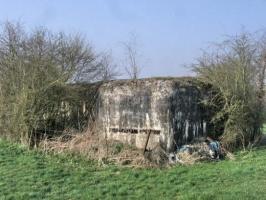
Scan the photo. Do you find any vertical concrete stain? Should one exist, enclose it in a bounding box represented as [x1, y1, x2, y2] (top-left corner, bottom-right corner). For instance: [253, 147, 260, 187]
[97, 77, 212, 152]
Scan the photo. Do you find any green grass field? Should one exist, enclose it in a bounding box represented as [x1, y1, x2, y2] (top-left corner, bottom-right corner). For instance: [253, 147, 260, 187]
[1, 140, 266, 200]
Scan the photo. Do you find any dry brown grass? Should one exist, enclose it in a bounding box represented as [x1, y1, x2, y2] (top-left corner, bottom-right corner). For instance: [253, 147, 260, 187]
[175, 143, 212, 165]
[173, 141, 235, 165]
[40, 128, 154, 167]
[40, 131, 235, 167]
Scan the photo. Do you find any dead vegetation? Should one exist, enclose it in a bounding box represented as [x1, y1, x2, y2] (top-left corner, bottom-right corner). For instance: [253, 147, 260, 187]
[40, 127, 236, 167]
[174, 142, 235, 165]
[40, 128, 155, 168]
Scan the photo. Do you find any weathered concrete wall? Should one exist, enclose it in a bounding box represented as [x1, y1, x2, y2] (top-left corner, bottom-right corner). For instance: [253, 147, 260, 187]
[97, 77, 211, 152]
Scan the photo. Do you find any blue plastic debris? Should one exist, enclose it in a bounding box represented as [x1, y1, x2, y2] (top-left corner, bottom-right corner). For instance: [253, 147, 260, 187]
[208, 141, 221, 159]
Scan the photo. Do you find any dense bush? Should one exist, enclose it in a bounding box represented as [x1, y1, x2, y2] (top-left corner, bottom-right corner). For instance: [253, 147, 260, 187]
[194, 32, 266, 149]
[0, 22, 106, 145]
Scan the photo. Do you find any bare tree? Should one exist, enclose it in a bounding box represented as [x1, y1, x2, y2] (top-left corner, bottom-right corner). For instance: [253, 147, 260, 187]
[98, 51, 120, 81]
[256, 35, 266, 122]
[122, 34, 141, 79]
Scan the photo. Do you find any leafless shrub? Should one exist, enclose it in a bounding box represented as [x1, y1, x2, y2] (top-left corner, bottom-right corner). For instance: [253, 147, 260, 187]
[193, 31, 266, 150]
[122, 33, 141, 80]
[98, 51, 121, 81]
[0, 21, 108, 145]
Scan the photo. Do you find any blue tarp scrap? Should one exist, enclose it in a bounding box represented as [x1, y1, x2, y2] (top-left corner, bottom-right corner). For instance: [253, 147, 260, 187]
[208, 141, 221, 159]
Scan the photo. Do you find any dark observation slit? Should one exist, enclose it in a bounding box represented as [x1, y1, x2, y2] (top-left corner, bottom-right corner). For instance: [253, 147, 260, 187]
[110, 128, 160, 135]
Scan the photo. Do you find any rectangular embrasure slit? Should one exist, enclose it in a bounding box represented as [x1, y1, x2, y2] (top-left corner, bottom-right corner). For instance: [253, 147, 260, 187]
[110, 128, 160, 135]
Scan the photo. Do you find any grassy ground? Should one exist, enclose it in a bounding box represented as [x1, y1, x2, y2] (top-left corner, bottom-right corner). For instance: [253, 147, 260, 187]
[1, 140, 266, 200]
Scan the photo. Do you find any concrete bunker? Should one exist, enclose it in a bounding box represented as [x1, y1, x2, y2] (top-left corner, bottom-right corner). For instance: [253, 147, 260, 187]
[97, 77, 212, 152]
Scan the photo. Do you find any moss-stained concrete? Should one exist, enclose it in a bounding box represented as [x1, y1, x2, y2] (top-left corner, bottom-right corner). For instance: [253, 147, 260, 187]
[97, 77, 212, 152]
